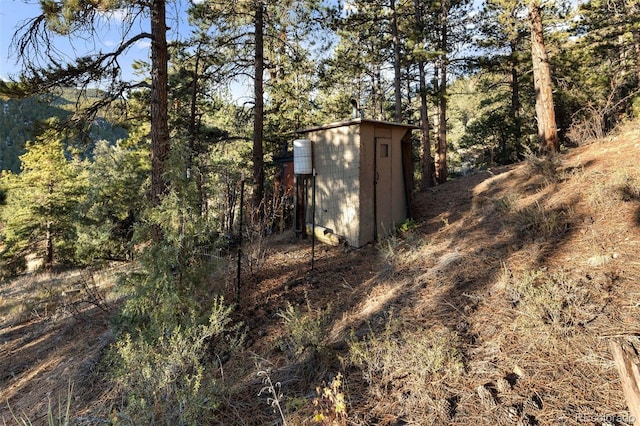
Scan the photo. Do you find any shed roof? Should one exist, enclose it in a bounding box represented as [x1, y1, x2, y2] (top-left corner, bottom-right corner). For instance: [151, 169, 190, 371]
[296, 118, 420, 134]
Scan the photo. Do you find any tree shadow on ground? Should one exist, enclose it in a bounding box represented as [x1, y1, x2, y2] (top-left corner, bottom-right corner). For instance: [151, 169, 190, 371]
[0, 304, 112, 423]
[231, 155, 614, 424]
[415, 165, 516, 235]
[249, 158, 593, 353]
[618, 184, 640, 226]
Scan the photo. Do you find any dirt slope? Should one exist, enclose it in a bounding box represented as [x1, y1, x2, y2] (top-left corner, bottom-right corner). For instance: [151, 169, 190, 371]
[1, 123, 639, 425]
[231, 122, 640, 425]
[0, 269, 119, 424]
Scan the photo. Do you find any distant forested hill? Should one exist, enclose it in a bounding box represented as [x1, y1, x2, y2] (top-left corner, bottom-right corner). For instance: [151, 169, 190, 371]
[0, 87, 128, 172]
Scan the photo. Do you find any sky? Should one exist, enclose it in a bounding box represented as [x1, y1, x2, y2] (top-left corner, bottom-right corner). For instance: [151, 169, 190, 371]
[0, 1, 41, 79]
[0, 0, 192, 83]
[0, 0, 258, 102]
[1, 0, 587, 82]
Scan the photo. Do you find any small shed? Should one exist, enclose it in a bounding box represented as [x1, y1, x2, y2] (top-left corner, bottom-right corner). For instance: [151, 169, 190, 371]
[296, 118, 417, 247]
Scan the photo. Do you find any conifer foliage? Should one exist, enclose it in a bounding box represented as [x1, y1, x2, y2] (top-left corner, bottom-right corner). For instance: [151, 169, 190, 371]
[0, 121, 87, 275]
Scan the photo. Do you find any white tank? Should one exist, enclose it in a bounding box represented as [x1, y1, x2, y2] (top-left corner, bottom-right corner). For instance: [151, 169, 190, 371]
[293, 139, 313, 175]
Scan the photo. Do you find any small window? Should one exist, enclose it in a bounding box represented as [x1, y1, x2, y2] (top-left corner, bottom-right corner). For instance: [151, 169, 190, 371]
[380, 143, 389, 158]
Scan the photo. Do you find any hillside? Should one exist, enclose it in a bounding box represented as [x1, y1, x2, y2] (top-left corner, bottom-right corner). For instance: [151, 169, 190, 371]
[1, 122, 639, 425]
[0, 89, 127, 173]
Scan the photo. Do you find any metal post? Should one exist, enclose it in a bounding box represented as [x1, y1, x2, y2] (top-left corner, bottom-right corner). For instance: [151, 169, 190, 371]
[236, 173, 244, 306]
[311, 169, 316, 270]
[294, 174, 306, 238]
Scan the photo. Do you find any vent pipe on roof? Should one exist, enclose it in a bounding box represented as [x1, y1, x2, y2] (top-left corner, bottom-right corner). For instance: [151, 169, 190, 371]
[350, 98, 364, 119]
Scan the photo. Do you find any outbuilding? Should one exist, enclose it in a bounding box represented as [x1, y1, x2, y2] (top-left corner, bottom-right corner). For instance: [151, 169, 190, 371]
[295, 118, 417, 248]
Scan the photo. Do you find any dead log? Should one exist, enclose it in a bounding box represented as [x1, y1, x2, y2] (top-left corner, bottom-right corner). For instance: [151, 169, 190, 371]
[610, 336, 640, 425]
[305, 224, 346, 247]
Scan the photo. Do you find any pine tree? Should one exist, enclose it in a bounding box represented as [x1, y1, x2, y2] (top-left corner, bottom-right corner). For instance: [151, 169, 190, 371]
[472, 0, 530, 163]
[576, 0, 640, 83]
[410, 0, 436, 188]
[432, 0, 473, 183]
[0, 123, 87, 274]
[3, 0, 171, 241]
[76, 137, 149, 264]
[560, 0, 640, 136]
[189, 0, 332, 212]
[321, 0, 394, 121]
[529, 0, 559, 154]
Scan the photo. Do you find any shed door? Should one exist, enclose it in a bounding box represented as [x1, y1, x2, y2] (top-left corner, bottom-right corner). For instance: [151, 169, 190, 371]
[375, 138, 392, 238]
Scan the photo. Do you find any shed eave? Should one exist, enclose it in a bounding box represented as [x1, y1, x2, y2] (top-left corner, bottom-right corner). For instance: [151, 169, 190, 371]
[296, 118, 420, 134]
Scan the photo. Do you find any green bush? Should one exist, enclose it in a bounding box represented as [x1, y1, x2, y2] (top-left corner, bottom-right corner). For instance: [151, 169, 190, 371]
[109, 297, 244, 425]
[397, 218, 418, 233]
[507, 269, 592, 335]
[278, 300, 332, 360]
[348, 314, 463, 387]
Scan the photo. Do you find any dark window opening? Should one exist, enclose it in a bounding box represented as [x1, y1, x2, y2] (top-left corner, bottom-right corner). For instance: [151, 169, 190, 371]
[380, 143, 389, 157]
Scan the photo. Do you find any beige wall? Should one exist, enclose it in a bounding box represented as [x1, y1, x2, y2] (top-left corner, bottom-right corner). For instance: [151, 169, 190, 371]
[306, 124, 363, 246]
[390, 125, 408, 224]
[358, 122, 375, 246]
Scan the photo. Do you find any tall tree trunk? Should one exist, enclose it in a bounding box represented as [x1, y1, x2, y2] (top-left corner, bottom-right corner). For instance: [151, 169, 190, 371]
[529, 0, 559, 155]
[633, 29, 640, 84]
[375, 65, 384, 120]
[435, 0, 448, 184]
[150, 0, 170, 242]
[369, 69, 377, 119]
[433, 64, 440, 176]
[418, 60, 434, 189]
[406, 63, 412, 114]
[252, 0, 265, 213]
[414, 0, 433, 189]
[509, 39, 524, 159]
[189, 48, 203, 215]
[45, 181, 54, 271]
[391, 0, 402, 122]
[509, 40, 522, 150]
[45, 221, 53, 271]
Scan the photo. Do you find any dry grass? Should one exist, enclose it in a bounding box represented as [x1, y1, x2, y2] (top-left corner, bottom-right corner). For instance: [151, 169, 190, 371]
[345, 315, 464, 424]
[0, 268, 119, 327]
[322, 127, 640, 424]
[2, 124, 640, 425]
[0, 266, 123, 425]
[265, 129, 637, 423]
